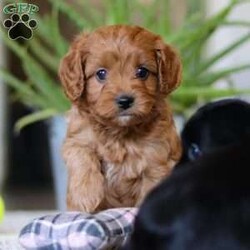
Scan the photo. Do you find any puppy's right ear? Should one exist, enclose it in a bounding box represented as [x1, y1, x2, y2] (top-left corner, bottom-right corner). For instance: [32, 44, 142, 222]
[59, 34, 89, 102]
[156, 42, 182, 95]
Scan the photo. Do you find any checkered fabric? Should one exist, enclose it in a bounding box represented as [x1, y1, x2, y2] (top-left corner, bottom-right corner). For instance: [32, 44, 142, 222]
[19, 208, 137, 250]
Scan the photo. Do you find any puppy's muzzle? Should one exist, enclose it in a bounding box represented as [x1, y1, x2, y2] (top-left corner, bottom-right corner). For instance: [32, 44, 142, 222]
[116, 95, 134, 110]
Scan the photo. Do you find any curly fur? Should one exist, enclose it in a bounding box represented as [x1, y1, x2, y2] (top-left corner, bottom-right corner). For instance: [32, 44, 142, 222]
[59, 25, 182, 212]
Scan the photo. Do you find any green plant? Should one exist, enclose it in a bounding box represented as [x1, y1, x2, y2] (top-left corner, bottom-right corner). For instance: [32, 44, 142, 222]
[1, 0, 250, 130]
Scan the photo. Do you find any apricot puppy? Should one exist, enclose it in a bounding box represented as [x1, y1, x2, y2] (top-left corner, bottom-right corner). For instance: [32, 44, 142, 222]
[59, 25, 182, 212]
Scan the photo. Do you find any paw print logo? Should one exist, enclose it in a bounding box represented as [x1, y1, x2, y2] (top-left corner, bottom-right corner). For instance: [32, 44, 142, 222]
[3, 13, 37, 40]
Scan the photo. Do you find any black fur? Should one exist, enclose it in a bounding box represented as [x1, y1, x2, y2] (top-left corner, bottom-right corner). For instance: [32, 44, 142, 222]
[180, 99, 250, 163]
[124, 139, 250, 250]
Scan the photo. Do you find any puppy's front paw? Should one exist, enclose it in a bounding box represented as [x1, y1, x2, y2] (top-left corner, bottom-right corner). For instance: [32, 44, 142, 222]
[67, 171, 104, 213]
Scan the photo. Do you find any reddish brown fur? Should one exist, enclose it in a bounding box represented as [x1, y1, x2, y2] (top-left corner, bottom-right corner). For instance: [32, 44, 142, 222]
[59, 25, 182, 212]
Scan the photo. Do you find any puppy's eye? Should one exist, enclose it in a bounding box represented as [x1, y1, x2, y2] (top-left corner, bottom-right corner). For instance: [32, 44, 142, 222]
[136, 67, 149, 80]
[188, 143, 202, 161]
[96, 69, 107, 82]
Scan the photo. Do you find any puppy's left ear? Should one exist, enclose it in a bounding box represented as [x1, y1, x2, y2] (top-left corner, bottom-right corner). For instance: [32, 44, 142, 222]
[156, 43, 182, 95]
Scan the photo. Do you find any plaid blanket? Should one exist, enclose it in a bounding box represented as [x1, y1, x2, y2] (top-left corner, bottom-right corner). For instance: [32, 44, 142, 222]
[19, 208, 137, 250]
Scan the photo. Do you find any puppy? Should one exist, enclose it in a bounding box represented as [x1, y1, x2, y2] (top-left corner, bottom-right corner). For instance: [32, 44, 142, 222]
[124, 138, 250, 250]
[180, 99, 250, 163]
[59, 25, 182, 212]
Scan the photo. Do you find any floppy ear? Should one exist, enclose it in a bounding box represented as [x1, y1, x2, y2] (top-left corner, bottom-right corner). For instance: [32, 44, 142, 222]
[59, 34, 89, 102]
[156, 43, 182, 95]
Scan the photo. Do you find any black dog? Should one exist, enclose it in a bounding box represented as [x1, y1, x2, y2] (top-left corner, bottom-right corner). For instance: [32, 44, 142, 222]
[180, 99, 250, 163]
[124, 139, 250, 250]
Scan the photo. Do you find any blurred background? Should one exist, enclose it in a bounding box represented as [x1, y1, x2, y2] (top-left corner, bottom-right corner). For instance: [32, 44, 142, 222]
[0, 0, 249, 215]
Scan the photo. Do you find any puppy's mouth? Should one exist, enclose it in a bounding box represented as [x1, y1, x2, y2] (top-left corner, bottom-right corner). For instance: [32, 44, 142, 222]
[116, 111, 135, 126]
[118, 111, 133, 117]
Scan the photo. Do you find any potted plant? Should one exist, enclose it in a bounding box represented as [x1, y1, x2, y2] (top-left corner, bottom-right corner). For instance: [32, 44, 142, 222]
[1, 0, 250, 125]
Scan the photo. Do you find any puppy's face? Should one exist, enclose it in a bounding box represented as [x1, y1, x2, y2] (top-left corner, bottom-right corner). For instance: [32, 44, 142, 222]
[60, 25, 182, 127]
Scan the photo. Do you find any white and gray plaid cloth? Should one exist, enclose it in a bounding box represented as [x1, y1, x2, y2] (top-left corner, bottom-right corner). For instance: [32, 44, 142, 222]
[19, 208, 137, 250]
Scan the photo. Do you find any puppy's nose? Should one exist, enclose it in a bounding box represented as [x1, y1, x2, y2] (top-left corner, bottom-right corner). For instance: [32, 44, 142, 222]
[116, 95, 134, 110]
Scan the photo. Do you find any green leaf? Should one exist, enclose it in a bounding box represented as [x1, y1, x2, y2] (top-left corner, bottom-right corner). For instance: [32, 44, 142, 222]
[198, 64, 250, 86]
[14, 109, 59, 133]
[172, 86, 250, 111]
[50, 2, 69, 57]
[0, 68, 49, 108]
[35, 15, 68, 53]
[29, 38, 60, 73]
[47, 0, 94, 30]
[0, 25, 68, 112]
[197, 33, 250, 74]
[105, 0, 131, 25]
[172, 0, 237, 51]
[222, 20, 250, 27]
